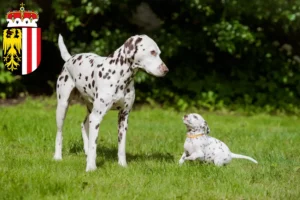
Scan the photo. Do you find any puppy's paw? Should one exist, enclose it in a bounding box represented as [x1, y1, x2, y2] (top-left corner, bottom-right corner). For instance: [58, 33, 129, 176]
[179, 159, 185, 165]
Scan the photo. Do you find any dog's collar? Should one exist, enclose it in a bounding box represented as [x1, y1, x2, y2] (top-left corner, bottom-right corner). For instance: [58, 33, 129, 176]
[186, 133, 204, 138]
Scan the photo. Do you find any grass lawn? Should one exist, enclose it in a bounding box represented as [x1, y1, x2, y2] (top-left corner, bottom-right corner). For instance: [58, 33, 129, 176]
[0, 98, 299, 199]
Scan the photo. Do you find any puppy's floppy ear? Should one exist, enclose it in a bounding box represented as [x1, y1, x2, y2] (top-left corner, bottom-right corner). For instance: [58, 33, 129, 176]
[207, 126, 210, 134]
[204, 121, 210, 134]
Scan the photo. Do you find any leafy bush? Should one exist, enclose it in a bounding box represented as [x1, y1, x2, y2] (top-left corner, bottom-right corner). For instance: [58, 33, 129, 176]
[0, 0, 299, 114]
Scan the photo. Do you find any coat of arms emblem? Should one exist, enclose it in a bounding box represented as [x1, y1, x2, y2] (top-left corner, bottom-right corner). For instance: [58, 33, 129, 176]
[3, 3, 41, 75]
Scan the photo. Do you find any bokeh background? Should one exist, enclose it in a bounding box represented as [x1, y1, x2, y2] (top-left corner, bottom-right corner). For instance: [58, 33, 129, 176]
[1, 0, 300, 114]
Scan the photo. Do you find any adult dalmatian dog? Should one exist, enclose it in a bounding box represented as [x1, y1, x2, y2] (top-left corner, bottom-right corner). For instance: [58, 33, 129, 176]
[179, 113, 258, 166]
[54, 34, 168, 171]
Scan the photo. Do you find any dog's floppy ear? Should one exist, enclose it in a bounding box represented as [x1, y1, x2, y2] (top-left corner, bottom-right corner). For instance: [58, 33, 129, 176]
[123, 36, 143, 59]
[204, 121, 210, 134]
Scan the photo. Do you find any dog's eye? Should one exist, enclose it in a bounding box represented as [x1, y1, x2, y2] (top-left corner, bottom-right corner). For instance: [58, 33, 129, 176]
[150, 50, 157, 56]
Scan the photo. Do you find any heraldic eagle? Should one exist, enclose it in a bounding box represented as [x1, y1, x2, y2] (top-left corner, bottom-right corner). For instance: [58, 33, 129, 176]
[3, 29, 22, 71]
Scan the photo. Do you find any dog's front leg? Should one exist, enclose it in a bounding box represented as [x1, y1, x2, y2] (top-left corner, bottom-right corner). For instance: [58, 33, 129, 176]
[184, 151, 204, 161]
[117, 109, 130, 167]
[86, 101, 111, 172]
[116, 87, 135, 167]
[179, 152, 187, 165]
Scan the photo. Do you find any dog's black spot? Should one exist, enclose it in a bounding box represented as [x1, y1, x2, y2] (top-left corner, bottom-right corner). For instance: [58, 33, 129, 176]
[117, 106, 121, 110]
[120, 56, 124, 66]
[120, 85, 124, 90]
[85, 76, 88, 81]
[120, 70, 124, 76]
[58, 94, 61, 99]
[95, 124, 99, 129]
[96, 87, 98, 91]
[124, 38, 133, 48]
[73, 59, 77, 64]
[193, 115, 198, 119]
[88, 83, 91, 89]
[127, 88, 130, 93]
[132, 47, 138, 60]
[91, 71, 94, 78]
[115, 86, 119, 94]
[103, 73, 109, 79]
[96, 93, 98, 98]
[118, 132, 123, 143]
[108, 69, 111, 73]
[57, 84, 59, 88]
[107, 76, 111, 80]
[100, 98, 104, 103]
[112, 70, 116, 74]
[98, 71, 102, 78]
[59, 76, 64, 81]
[77, 55, 82, 60]
[102, 68, 104, 71]
[109, 60, 114, 64]
[64, 75, 69, 82]
[92, 80, 95, 87]
[135, 37, 143, 45]
[110, 84, 113, 87]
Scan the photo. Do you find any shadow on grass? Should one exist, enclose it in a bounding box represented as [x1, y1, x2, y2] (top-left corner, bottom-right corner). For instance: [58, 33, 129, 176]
[68, 140, 175, 165]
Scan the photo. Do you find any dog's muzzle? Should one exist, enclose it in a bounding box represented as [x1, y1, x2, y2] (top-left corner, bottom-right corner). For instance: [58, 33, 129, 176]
[159, 63, 169, 75]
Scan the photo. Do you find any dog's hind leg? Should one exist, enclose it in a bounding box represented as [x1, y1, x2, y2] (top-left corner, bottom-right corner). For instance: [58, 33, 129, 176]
[54, 68, 75, 160]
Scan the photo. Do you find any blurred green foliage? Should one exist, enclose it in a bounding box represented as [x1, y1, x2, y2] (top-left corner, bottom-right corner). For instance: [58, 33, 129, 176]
[0, 0, 300, 114]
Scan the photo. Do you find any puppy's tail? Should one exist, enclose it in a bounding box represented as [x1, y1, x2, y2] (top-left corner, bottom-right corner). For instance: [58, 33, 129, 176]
[58, 34, 71, 61]
[231, 153, 258, 164]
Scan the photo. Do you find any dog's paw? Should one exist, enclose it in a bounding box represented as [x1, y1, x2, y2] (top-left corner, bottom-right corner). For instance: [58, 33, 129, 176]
[53, 155, 62, 161]
[118, 159, 128, 167]
[86, 164, 97, 172]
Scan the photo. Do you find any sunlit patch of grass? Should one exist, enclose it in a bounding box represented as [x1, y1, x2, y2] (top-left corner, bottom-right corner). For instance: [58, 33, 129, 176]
[0, 98, 299, 199]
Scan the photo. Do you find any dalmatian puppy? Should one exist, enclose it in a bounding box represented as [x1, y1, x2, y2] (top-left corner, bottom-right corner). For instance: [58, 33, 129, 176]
[54, 34, 168, 171]
[179, 113, 258, 166]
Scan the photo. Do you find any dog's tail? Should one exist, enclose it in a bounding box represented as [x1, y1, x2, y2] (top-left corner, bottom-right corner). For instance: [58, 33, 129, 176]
[231, 153, 258, 164]
[58, 34, 71, 61]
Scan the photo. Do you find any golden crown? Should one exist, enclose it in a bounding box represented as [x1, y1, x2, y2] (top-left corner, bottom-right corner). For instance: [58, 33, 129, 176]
[6, 3, 39, 27]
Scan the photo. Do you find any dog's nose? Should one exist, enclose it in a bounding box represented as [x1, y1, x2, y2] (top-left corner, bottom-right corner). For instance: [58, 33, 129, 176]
[160, 63, 169, 74]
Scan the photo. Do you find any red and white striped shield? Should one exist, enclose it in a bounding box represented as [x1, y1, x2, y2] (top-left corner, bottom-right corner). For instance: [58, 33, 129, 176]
[21, 28, 41, 75]
[3, 27, 41, 75]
